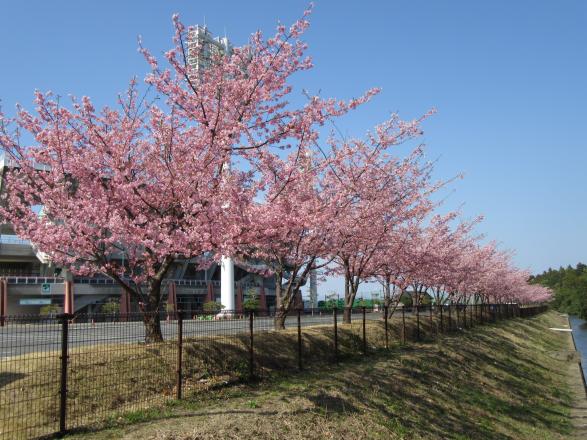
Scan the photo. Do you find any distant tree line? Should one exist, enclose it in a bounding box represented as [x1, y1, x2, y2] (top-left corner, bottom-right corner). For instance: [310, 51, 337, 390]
[529, 263, 587, 319]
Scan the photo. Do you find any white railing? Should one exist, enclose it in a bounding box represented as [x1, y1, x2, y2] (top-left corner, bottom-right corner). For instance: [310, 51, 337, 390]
[0, 235, 31, 245]
[5, 276, 63, 284]
[4, 276, 232, 288]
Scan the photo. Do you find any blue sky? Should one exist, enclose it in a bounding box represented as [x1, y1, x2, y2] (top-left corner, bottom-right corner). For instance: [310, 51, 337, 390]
[1, 1, 585, 297]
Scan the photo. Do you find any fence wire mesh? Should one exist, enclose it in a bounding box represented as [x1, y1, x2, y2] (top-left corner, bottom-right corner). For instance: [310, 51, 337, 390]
[0, 304, 547, 439]
[0, 316, 62, 440]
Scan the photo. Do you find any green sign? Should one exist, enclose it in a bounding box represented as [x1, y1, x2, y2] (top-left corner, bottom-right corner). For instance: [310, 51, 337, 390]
[41, 283, 51, 295]
[20, 298, 52, 305]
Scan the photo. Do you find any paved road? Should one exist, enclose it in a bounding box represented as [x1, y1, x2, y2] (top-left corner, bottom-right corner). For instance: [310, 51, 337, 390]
[0, 311, 390, 358]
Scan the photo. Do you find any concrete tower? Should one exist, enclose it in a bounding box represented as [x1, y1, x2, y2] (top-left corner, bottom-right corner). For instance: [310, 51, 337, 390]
[187, 25, 235, 312]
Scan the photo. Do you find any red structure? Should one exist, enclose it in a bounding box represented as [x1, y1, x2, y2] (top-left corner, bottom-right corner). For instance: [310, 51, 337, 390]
[63, 281, 74, 314]
[206, 282, 214, 302]
[259, 284, 267, 312]
[167, 282, 178, 318]
[119, 290, 131, 319]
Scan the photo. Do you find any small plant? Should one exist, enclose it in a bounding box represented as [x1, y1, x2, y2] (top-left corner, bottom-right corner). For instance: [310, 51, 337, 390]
[246, 399, 259, 409]
[320, 298, 338, 311]
[399, 292, 413, 307]
[243, 287, 260, 311]
[101, 299, 121, 314]
[39, 303, 60, 316]
[356, 298, 369, 308]
[203, 300, 225, 314]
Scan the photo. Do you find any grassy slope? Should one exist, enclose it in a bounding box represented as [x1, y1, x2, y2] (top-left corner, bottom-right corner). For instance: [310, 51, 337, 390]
[66, 311, 575, 440]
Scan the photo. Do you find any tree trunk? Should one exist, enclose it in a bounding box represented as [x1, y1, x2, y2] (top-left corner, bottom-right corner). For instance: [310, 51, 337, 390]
[108, 257, 172, 344]
[144, 282, 163, 343]
[272, 259, 315, 330]
[143, 311, 163, 343]
[342, 270, 353, 324]
[273, 268, 291, 330]
[343, 276, 358, 324]
[342, 305, 352, 324]
[384, 280, 391, 307]
[274, 304, 287, 330]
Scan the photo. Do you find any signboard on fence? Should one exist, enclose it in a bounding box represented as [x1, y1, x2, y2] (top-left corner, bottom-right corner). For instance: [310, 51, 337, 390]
[41, 283, 51, 295]
[20, 298, 52, 305]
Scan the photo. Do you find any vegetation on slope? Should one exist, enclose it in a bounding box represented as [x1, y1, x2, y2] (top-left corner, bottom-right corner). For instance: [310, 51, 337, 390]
[531, 263, 587, 318]
[66, 311, 574, 440]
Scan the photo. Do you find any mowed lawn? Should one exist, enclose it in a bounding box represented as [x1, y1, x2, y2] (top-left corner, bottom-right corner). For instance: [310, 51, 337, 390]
[65, 311, 575, 440]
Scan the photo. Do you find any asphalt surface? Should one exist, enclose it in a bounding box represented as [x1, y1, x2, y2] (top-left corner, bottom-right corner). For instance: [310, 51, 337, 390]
[0, 311, 389, 358]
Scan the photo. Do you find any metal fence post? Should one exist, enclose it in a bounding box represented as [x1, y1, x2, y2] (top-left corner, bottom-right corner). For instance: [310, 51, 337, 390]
[384, 305, 389, 350]
[297, 309, 302, 371]
[416, 305, 420, 341]
[176, 311, 183, 400]
[58, 313, 72, 436]
[440, 304, 444, 333]
[249, 311, 254, 378]
[401, 306, 406, 344]
[333, 307, 339, 363]
[0, 278, 6, 327]
[362, 307, 367, 355]
[485, 303, 489, 323]
[469, 303, 473, 327]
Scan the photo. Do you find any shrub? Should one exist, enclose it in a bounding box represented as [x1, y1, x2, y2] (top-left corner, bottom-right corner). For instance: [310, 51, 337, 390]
[243, 288, 260, 311]
[39, 303, 60, 316]
[203, 300, 225, 314]
[101, 299, 120, 314]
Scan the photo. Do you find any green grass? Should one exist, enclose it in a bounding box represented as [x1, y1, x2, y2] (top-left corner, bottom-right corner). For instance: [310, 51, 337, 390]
[57, 311, 576, 440]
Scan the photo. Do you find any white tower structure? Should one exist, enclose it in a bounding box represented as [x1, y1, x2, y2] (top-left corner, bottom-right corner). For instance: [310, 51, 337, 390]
[187, 25, 235, 312]
[309, 268, 318, 309]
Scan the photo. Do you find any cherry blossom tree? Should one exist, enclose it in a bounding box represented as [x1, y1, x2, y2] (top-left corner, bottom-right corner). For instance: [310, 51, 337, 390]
[244, 148, 338, 329]
[0, 8, 375, 340]
[326, 131, 438, 324]
[0, 84, 245, 342]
